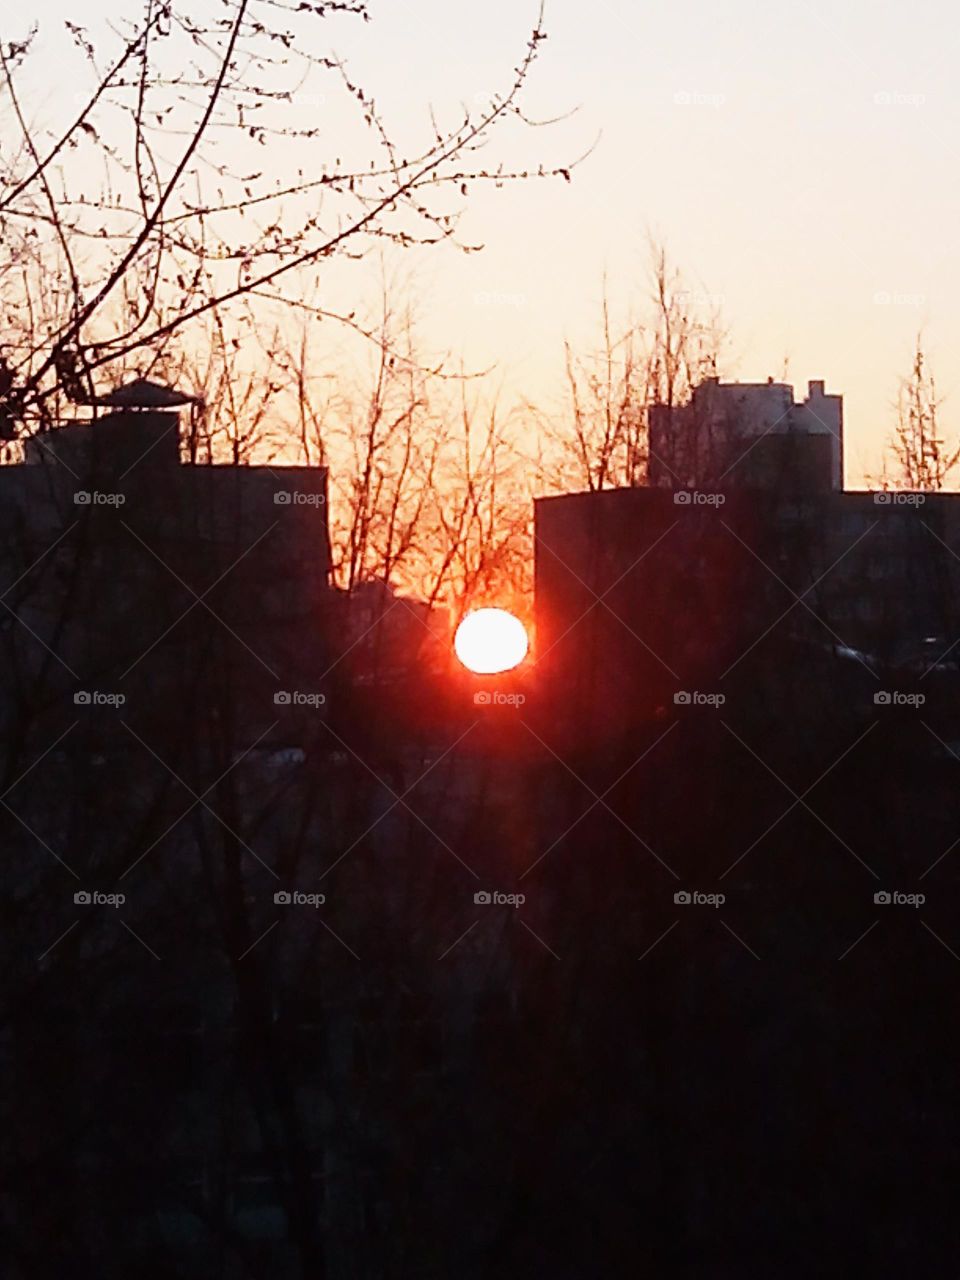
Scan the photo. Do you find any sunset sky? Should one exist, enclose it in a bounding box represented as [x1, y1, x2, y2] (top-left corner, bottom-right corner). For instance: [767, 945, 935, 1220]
[24, 0, 960, 482]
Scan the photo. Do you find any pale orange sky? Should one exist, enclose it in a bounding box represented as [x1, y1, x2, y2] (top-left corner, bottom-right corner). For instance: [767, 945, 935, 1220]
[23, 0, 960, 485]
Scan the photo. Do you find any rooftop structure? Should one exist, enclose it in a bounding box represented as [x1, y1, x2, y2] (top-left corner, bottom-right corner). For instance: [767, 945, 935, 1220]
[0, 383, 333, 753]
[648, 377, 843, 492]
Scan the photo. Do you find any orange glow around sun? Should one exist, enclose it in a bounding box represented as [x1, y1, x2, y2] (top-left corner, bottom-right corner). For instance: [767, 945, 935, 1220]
[454, 608, 529, 675]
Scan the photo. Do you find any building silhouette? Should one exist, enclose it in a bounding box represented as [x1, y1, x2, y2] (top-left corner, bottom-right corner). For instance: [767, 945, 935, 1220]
[536, 378, 960, 752]
[648, 376, 842, 491]
[4, 376, 960, 1277]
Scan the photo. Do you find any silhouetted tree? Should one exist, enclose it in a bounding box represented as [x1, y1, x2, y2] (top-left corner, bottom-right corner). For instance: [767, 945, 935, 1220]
[0, 2, 575, 438]
[537, 242, 726, 492]
[889, 335, 959, 490]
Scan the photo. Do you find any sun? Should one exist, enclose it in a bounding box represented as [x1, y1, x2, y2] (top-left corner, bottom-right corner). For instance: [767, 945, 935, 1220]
[454, 608, 529, 675]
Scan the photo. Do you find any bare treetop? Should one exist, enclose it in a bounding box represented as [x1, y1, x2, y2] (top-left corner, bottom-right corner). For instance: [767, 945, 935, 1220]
[0, 1, 578, 437]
